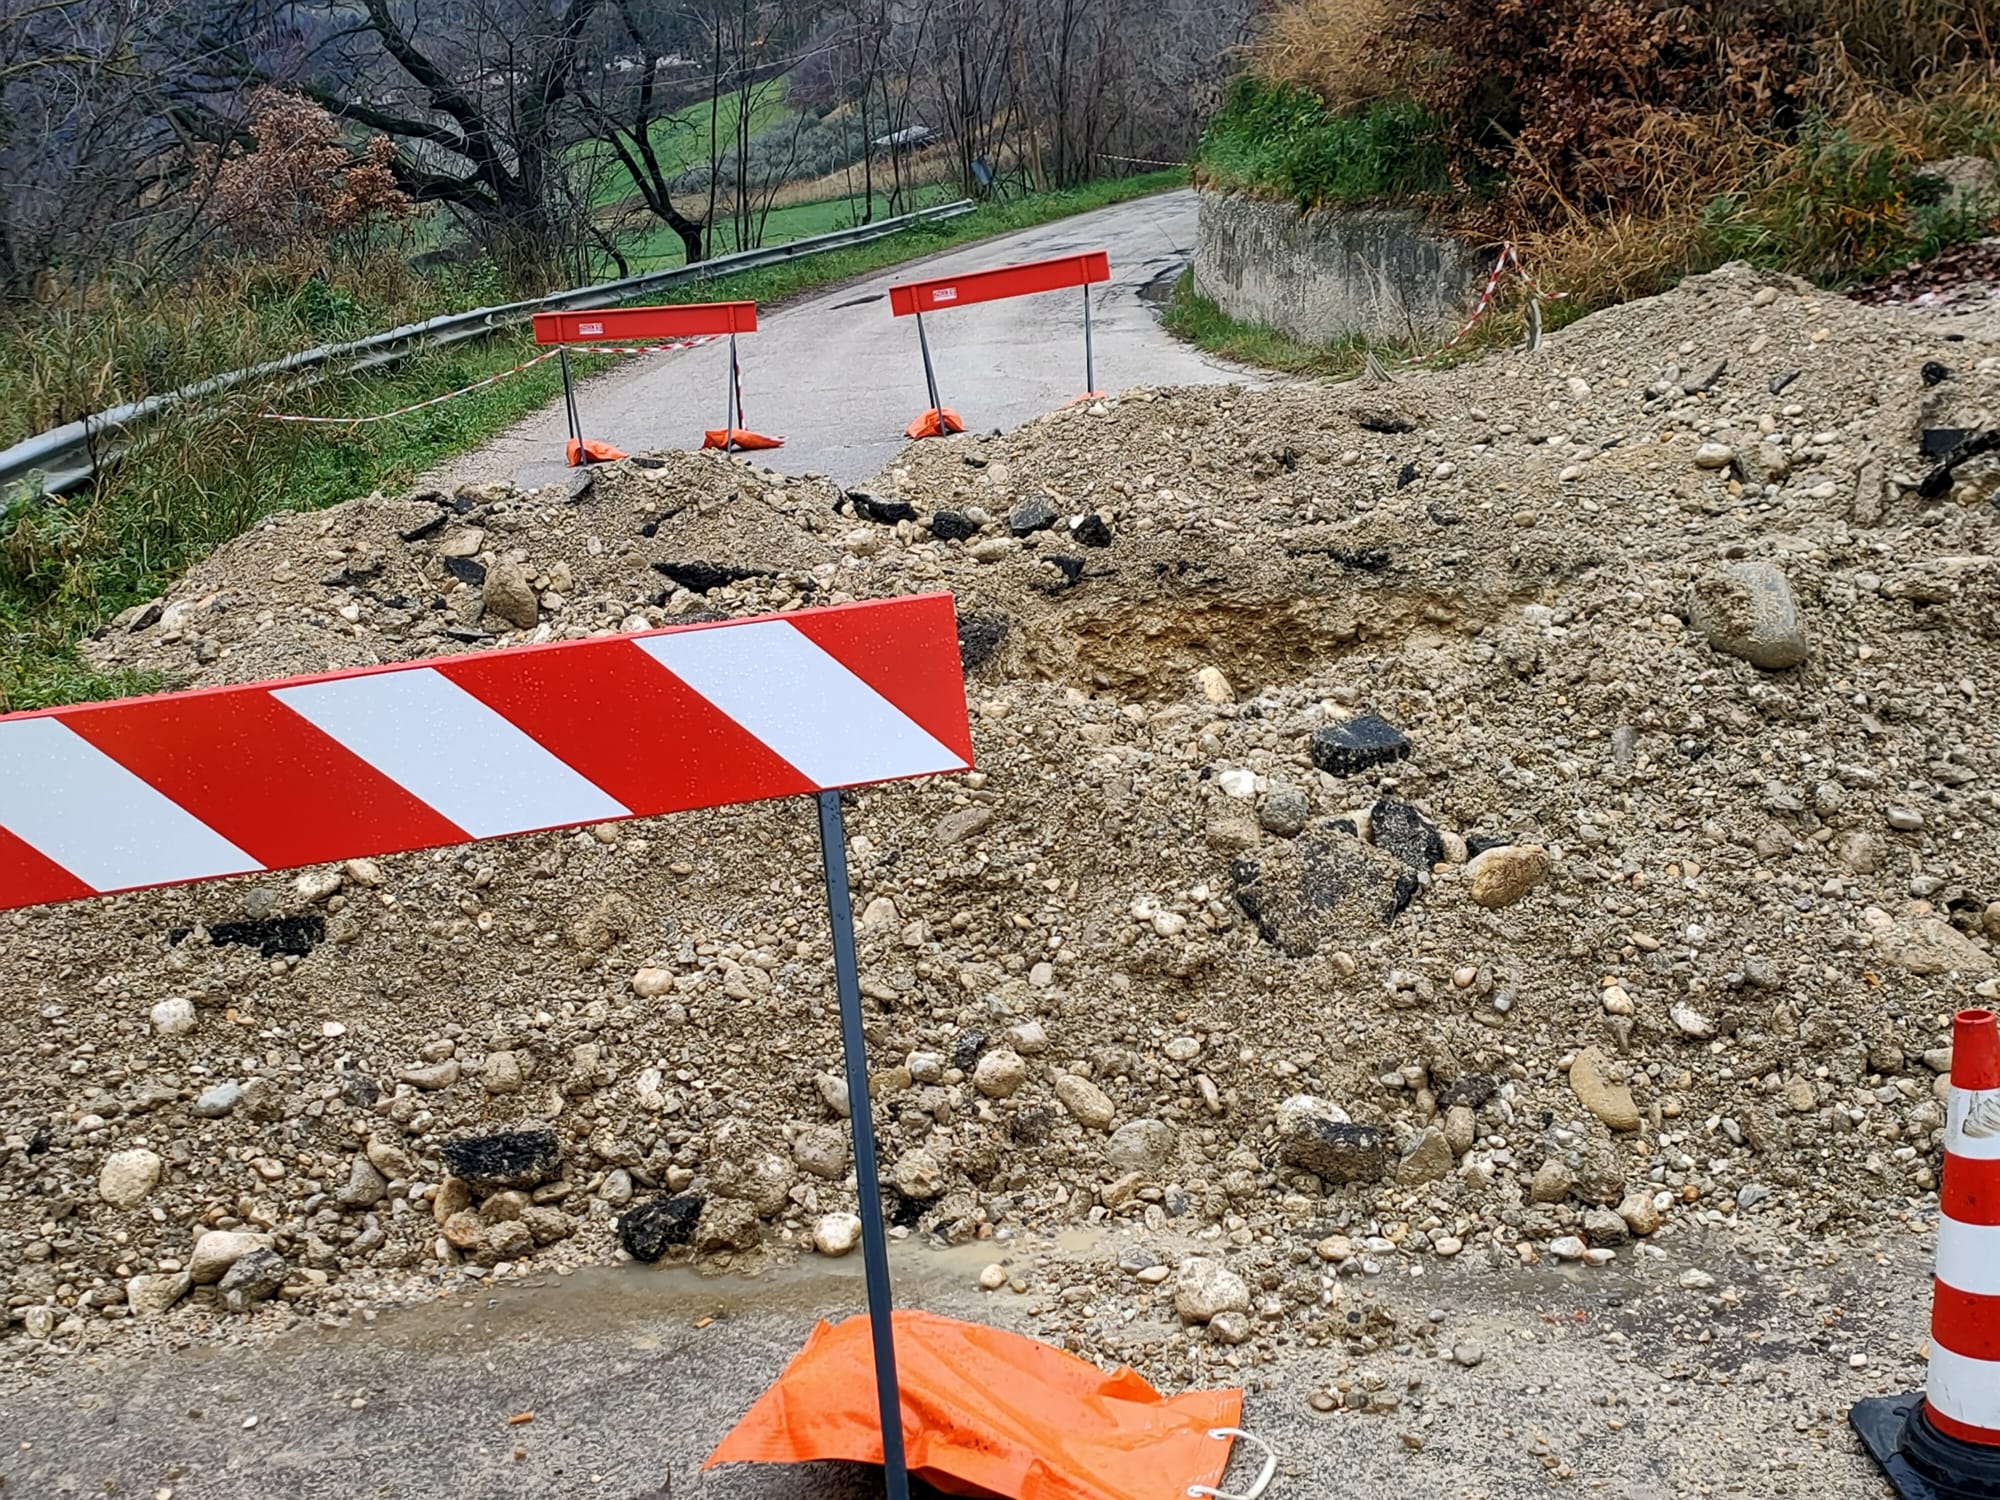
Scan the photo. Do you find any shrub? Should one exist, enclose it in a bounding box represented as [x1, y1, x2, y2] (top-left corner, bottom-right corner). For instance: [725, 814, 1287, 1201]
[1194, 80, 1454, 208]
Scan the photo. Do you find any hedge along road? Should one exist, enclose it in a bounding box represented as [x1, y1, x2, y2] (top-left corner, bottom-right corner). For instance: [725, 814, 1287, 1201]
[428, 189, 1244, 492]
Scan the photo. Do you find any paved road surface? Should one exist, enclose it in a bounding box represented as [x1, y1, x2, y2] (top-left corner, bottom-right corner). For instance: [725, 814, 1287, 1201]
[1, 1228, 1920, 1499]
[428, 190, 1242, 493]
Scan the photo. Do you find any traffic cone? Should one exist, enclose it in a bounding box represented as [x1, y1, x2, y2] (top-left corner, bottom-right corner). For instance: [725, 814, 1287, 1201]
[1853, 1008, 2000, 1497]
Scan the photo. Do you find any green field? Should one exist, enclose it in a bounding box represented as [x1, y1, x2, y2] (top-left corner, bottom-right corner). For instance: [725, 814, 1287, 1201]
[586, 78, 800, 208]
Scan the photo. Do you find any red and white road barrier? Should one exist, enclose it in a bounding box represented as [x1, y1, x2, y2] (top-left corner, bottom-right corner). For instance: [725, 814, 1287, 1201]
[888, 250, 1111, 435]
[1929, 1007, 2000, 1444]
[532, 301, 778, 460]
[0, 594, 971, 911]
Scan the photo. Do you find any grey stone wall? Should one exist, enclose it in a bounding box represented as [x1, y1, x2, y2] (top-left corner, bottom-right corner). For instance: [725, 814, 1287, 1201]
[1192, 190, 1484, 344]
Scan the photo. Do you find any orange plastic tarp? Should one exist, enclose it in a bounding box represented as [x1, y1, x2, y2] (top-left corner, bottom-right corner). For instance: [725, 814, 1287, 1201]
[701, 428, 786, 451]
[566, 437, 628, 466]
[905, 407, 967, 440]
[705, 1311, 1242, 1500]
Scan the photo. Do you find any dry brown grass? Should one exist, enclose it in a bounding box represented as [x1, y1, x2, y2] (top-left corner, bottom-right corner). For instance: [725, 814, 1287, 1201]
[1822, 0, 2000, 90]
[1246, 0, 1409, 109]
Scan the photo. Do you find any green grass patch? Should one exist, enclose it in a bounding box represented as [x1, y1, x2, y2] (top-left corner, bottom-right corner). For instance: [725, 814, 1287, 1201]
[1194, 79, 1455, 209]
[1159, 272, 1370, 377]
[1, 170, 1184, 711]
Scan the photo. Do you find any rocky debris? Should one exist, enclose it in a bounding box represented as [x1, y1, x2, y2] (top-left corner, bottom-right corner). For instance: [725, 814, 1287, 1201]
[190, 1231, 272, 1285]
[1370, 798, 1443, 870]
[1864, 907, 1996, 974]
[1276, 1098, 1390, 1184]
[1464, 845, 1550, 908]
[125, 1272, 191, 1317]
[893, 1149, 946, 1200]
[694, 1199, 762, 1254]
[219, 1248, 288, 1313]
[1309, 715, 1410, 777]
[440, 1130, 560, 1194]
[1689, 561, 1810, 670]
[1233, 831, 1414, 954]
[11, 260, 2000, 1384]
[619, 1195, 704, 1262]
[481, 558, 541, 630]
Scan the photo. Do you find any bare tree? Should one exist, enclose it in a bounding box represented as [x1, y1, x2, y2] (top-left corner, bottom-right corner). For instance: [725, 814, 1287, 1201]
[574, 0, 711, 263]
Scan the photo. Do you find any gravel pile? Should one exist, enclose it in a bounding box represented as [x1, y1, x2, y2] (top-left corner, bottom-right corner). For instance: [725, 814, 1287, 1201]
[7, 260, 1999, 1385]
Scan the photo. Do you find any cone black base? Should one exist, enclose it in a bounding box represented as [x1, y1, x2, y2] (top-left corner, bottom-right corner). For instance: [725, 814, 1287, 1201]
[1853, 1394, 2000, 1498]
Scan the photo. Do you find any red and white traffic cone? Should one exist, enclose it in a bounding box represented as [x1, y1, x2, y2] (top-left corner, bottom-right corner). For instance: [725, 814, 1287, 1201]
[1854, 1007, 2000, 1497]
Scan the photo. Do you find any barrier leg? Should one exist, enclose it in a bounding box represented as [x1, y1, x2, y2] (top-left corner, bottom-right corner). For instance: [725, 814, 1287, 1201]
[916, 312, 944, 417]
[1082, 285, 1096, 395]
[816, 790, 912, 1500]
[559, 348, 582, 449]
[723, 332, 739, 454]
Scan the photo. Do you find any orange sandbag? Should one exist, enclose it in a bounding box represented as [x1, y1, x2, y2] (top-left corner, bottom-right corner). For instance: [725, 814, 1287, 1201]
[705, 1310, 1243, 1500]
[1064, 390, 1108, 407]
[905, 407, 966, 440]
[566, 437, 627, 466]
[701, 428, 786, 451]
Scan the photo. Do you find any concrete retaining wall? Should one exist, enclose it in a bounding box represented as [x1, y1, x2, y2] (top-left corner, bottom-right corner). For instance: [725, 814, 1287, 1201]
[1192, 191, 1483, 345]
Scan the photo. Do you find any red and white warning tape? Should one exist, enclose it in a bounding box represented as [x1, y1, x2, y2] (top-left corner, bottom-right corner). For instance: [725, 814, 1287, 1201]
[255, 335, 719, 426]
[1403, 241, 1565, 366]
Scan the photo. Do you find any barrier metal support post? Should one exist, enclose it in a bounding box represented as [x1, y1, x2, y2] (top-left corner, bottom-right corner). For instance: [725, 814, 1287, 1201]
[558, 347, 582, 451]
[1082, 285, 1096, 395]
[914, 312, 944, 418]
[815, 789, 912, 1500]
[723, 332, 740, 454]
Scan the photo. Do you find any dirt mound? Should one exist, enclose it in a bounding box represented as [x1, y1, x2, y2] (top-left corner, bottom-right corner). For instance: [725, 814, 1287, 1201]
[7, 261, 1999, 1381]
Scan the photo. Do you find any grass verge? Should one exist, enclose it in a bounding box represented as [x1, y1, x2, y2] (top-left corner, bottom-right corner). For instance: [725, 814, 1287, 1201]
[0, 170, 1185, 711]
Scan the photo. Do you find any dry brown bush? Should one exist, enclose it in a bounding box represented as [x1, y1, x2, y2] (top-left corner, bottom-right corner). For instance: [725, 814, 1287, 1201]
[1246, 0, 1409, 110]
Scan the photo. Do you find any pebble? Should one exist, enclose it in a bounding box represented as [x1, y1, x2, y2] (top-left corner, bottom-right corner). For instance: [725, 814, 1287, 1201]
[1886, 805, 1925, 832]
[98, 1149, 163, 1209]
[978, 1263, 1009, 1291]
[1208, 1310, 1252, 1345]
[1694, 442, 1736, 469]
[1689, 560, 1810, 671]
[126, 1272, 192, 1317]
[1569, 1047, 1641, 1131]
[1465, 845, 1550, 908]
[893, 1149, 945, 1199]
[1452, 1344, 1485, 1368]
[973, 1048, 1028, 1099]
[813, 1212, 862, 1257]
[192, 1082, 243, 1119]
[1549, 1235, 1587, 1261]
[150, 997, 197, 1036]
[1679, 1269, 1717, 1291]
[1054, 1073, 1117, 1130]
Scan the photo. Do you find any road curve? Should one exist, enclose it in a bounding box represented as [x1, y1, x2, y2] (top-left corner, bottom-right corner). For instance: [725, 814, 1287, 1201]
[427, 189, 1245, 492]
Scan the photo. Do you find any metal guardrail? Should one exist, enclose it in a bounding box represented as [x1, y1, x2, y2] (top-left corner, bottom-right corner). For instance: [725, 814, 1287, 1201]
[0, 199, 975, 499]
